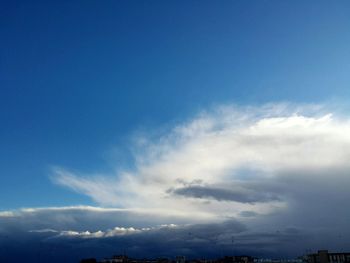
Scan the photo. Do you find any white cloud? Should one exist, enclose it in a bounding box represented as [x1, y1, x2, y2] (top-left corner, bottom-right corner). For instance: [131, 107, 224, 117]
[0, 211, 14, 217]
[55, 225, 180, 239]
[52, 103, 350, 223]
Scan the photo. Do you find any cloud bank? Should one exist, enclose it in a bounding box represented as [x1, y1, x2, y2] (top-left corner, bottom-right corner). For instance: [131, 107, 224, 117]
[2, 103, 350, 261]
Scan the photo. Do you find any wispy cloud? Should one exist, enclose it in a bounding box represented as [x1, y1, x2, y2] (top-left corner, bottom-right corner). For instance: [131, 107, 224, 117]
[52, 169, 121, 206]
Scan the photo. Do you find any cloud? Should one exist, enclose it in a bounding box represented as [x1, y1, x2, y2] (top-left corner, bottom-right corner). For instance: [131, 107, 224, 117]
[3, 103, 350, 261]
[52, 103, 350, 220]
[52, 169, 121, 206]
[0, 204, 257, 262]
[169, 184, 280, 203]
[0, 206, 207, 234]
[0, 206, 253, 262]
[0, 207, 323, 262]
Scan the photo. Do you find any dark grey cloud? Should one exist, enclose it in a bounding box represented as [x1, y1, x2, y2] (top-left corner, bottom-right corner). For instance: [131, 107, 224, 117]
[0, 213, 247, 263]
[1, 194, 350, 263]
[169, 184, 280, 204]
[0, 216, 307, 263]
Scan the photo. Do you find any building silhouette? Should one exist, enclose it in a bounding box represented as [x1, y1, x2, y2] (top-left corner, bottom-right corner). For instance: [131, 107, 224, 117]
[307, 250, 350, 263]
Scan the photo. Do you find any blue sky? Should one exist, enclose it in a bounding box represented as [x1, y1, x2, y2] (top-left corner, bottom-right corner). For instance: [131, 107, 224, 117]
[1, 1, 350, 261]
[2, 0, 350, 209]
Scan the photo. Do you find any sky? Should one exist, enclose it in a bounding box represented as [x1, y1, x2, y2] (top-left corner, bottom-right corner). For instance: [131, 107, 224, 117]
[1, 0, 350, 262]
